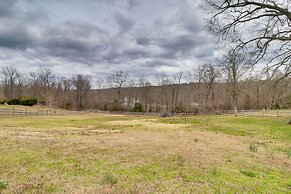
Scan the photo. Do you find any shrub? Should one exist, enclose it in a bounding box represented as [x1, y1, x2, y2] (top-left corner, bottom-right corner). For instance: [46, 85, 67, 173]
[3, 97, 38, 106]
[109, 102, 124, 112]
[175, 102, 186, 113]
[64, 102, 72, 110]
[132, 102, 144, 112]
[273, 102, 280, 110]
[101, 103, 108, 111]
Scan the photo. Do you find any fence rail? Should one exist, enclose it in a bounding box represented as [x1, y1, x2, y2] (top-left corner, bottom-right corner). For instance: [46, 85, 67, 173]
[0, 107, 76, 116]
[217, 109, 291, 117]
[1, 106, 291, 117]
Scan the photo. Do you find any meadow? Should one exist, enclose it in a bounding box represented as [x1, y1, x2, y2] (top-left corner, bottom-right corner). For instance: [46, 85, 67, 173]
[0, 112, 290, 193]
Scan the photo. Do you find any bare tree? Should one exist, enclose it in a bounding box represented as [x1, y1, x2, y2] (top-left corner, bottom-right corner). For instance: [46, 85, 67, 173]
[171, 72, 183, 114]
[96, 78, 104, 109]
[264, 68, 288, 109]
[186, 66, 204, 112]
[1, 66, 20, 99]
[72, 74, 91, 111]
[218, 49, 253, 110]
[37, 67, 56, 107]
[56, 77, 73, 109]
[107, 71, 129, 104]
[28, 72, 40, 98]
[201, 64, 220, 111]
[138, 77, 152, 112]
[205, 0, 291, 77]
[156, 73, 172, 112]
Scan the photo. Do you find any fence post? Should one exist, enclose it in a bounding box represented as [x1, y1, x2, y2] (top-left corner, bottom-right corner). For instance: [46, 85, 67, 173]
[25, 109, 27, 116]
[47, 109, 49, 116]
[54, 109, 56, 115]
[277, 109, 279, 117]
[37, 108, 38, 116]
[12, 107, 14, 116]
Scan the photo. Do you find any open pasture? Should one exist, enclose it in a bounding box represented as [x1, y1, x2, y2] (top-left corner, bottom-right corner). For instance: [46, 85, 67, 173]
[0, 113, 290, 193]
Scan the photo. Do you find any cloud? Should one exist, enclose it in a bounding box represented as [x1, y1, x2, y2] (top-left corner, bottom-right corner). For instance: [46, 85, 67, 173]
[0, 22, 35, 50]
[114, 12, 135, 33]
[0, 0, 217, 80]
[127, 0, 144, 9]
[0, 0, 15, 17]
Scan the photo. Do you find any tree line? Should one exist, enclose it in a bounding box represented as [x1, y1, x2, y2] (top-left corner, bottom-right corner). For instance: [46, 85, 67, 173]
[0, 57, 290, 113]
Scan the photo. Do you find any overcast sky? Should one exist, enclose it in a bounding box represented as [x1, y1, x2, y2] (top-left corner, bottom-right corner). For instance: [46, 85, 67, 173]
[0, 0, 221, 81]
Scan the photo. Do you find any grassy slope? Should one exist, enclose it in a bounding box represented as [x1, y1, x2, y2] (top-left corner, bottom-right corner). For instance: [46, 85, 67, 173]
[0, 113, 290, 193]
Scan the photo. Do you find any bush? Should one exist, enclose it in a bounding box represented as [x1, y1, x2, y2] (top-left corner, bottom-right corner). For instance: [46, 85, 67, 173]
[2, 97, 38, 106]
[132, 102, 144, 112]
[175, 102, 186, 113]
[65, 102, 72, 110]
[101, 103, 108, 111]
[109, 102, 124, 112]
[273, 102, 280, 110]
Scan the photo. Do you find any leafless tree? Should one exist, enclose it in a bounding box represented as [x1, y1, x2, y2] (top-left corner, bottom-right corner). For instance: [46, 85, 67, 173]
[126, 79, 136, 110]
[96, 78, 104, 108]
[28, 72, 41, 98]
[171, 72, 183, 114]
[138, 77, 152, 112]
[205, 0, 291, 77]
[72, 74, 91, 111]
[264, 68, 288, 109]
[37, 67, 56, 107]
[201, 63, 220, 111]
[107, 71, 129, 103]
[156, 73, 172, 112]
[61, 78, 73, 93]
[1, 66, 20, 99]
[218, 49, 253, 109]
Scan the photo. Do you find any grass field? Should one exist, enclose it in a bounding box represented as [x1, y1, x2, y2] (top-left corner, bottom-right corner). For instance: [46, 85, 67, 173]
[0, 113, 290, 193]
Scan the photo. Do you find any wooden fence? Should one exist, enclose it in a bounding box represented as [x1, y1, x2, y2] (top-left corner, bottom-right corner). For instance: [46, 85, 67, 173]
[1, 106, 291, 117]
[0, 107, 75, 116]
[218, 109, 291, 117]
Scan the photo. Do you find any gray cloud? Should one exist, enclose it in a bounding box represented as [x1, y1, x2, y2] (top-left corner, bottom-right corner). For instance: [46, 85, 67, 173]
[0, 0, 15, 17]
[127, 0, 144, 9]
[0, 0, 217, 79]
[114, 12, 135, 33]
[0, 23, 34, 49]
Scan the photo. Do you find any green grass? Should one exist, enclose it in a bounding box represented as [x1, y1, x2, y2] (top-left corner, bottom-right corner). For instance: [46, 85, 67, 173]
[162, 115, 291, 141]
[0, 113, 290, 193]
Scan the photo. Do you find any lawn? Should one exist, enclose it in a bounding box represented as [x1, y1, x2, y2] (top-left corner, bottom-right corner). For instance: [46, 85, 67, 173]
[0, 113, 290, 193]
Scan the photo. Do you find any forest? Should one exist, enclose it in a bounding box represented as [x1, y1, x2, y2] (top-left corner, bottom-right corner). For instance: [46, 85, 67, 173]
[0, 64, 290, 113]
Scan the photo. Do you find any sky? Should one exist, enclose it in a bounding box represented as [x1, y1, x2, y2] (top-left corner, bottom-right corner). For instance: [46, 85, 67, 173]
[0, 0, 221, 82]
